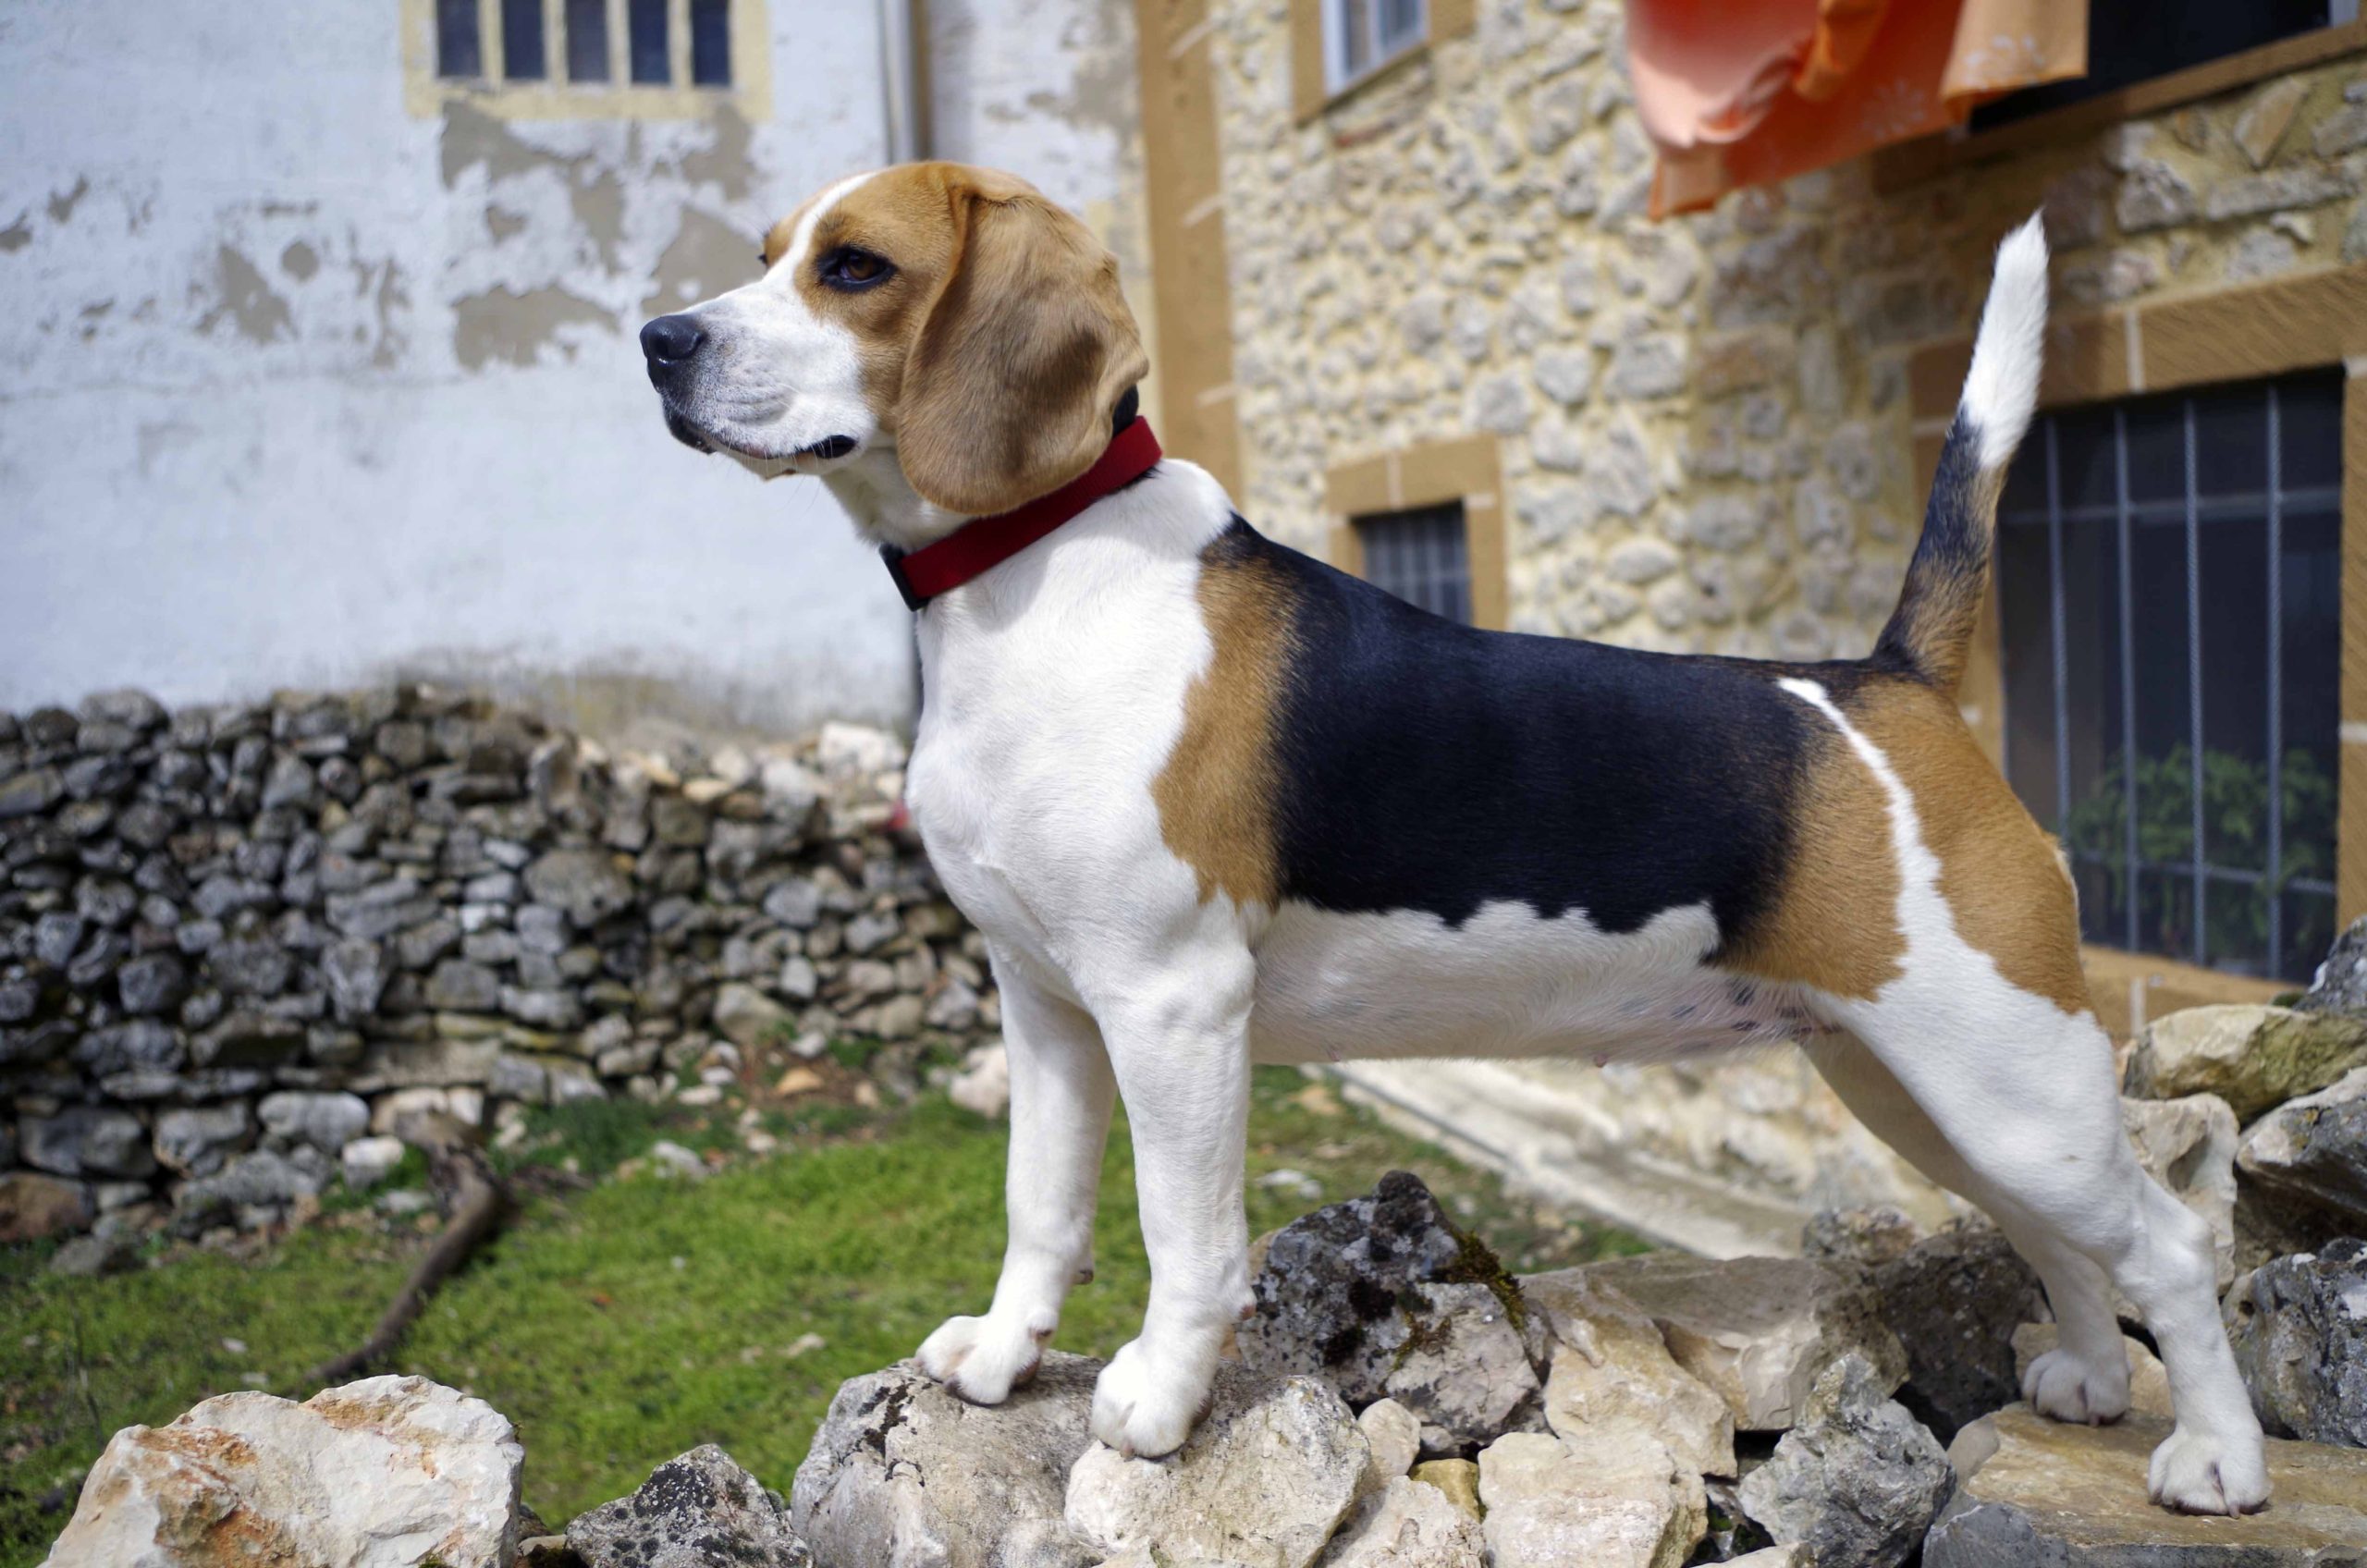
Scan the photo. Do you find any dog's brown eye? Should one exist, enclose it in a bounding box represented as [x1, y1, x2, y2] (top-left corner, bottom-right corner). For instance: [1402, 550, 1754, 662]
[819, 246, 894, 292]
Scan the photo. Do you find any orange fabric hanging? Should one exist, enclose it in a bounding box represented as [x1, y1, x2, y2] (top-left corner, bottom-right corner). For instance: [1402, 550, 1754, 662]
[1628, 0, 2086, 216]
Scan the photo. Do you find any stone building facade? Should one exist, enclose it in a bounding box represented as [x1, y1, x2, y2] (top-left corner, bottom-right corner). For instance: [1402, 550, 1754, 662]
[1122, 0, 2367, 1248]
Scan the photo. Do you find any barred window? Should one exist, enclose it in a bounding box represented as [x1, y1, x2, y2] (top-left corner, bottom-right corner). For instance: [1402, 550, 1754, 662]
[1323, 0, 1427, 93]
[1355, 502, 1472, 625]
[432, 0, 736, 90]
[1993, 369, 2343, 981]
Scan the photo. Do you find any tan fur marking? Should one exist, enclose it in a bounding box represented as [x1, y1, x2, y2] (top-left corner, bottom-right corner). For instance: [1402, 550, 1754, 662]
[1723, 726, 1905, 1000]
[1154, 547, 1292, 908]
[755, 162, 1147, 515]
[1850, 678, 2093, 1016]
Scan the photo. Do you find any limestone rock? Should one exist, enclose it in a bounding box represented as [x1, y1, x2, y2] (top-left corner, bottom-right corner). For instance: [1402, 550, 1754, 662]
[2120, 1093, 2238, 1292]
[1312, 1476, 1486, 1568]
[257, 1090, 371, 1156]
[2009, 1323, 2172, 1419]
[22, 1106, 157, 1180]
[2124, 1004, 2367, 1121]
[1925, 1405, 2367, 1566]
[1477, 1431, 1699, 1568]
[791, 1353, 1098, 1568]
[41, 1375, 521, 1568]
[2238, 1064, 2367, 1228]
[1736, 1354, 1952, 1568]
[1355, 1399, 1421, 1486]
[1408, 1459, 1480, 1520]
[1065, 1364, 1370, 1568]
[1380, 1280, 1543, 1456]
[569, 1444, 812, 1567]
[1869, 1226, 2045, 1440]
[2301, 913, 2367, 1020]
[1239, 1172, 1533, 1415]
[1800, 1206, 1922, 1267]
[152, 1104, 254, 1178]
[2225, 1240, 2367, 1449]
[521, 848, 635, 928]
[1577, 1253, 1905, 1432]
[712, 983, 789, 1052]
[1525, 1267, 1735, 1477]
[948, 1042, 1011, 1120]
[0, 1171, 94, 1242]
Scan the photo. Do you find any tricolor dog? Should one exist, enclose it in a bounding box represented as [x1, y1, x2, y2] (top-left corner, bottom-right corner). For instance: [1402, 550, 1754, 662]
[639, 163, 2270, 1513]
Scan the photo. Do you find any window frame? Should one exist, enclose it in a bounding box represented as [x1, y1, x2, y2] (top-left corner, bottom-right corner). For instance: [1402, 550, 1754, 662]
[1319, 0, 1428, 98]
[1288, 0, 1475, 123]
[403, 0, 771, 120]
[1908, 255, 2367, 1030]
[1325, 435, 1510, 631]
[1876, 18, 2367, 190]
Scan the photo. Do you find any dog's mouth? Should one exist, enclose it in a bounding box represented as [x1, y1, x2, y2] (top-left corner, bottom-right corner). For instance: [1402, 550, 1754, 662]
[665, 410, 856, 467]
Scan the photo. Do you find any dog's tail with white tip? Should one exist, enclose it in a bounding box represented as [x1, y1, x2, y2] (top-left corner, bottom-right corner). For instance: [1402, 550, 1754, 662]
[1874, 213, 2048, 692]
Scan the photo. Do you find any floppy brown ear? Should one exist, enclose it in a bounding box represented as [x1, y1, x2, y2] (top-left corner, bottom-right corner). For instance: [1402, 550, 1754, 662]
[894, 180, 1148, 517]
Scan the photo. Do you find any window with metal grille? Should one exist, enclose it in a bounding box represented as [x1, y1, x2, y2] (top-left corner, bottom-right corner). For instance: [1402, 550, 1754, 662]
[1993, 368, 2343, 982]
[1323, 0, 1427, 93]
[1356, 502, 1471, 624]
[431, 0, 735, 87]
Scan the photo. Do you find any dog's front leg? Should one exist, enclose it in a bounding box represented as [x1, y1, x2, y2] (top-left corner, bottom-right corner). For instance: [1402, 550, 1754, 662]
[1088, 965, 1255, 1458]
[918, 952, 1115, 1403]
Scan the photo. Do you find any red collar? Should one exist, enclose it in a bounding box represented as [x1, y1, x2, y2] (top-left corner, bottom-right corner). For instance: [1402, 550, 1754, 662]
[882, 418, 1163, 609]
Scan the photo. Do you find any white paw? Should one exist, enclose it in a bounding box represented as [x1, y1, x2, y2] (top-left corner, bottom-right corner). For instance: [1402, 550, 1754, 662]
[1090, 1339, 1212, 1459]
[2023, 1345, 2131, 1426]
[2148, 1425, 2271, 1515]
[915, 1311, 1052, 1405]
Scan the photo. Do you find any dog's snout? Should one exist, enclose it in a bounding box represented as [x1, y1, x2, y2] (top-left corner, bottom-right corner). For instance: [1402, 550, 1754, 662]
[640, 314, 706, 373]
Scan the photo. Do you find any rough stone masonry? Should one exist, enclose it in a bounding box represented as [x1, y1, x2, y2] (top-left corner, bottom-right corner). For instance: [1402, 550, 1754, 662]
[0, 685, 1000, 1245]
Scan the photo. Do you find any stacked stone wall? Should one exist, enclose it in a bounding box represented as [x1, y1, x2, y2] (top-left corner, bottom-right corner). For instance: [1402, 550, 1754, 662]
[0, 686, 995, 1238]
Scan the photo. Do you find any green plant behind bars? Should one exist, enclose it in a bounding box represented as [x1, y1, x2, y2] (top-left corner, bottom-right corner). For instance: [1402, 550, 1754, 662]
[2064, 743, 2335, 975]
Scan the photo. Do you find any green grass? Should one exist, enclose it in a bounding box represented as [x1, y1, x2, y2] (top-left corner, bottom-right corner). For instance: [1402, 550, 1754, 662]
[0, 1068, 1643, 1562]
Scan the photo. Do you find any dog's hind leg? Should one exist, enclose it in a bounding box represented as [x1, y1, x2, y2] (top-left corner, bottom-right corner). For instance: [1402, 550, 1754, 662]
[917, 951, 1116, 1404]
[1806, 1034, 2131, 1427]
[1832, 998, 2265, 1513]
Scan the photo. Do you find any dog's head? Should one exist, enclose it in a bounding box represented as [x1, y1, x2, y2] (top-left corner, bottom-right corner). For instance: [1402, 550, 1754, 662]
[639, 162, 1146, 524]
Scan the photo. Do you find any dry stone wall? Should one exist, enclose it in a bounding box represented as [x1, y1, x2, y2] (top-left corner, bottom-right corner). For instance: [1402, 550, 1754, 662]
[0, 686, 997, 1241]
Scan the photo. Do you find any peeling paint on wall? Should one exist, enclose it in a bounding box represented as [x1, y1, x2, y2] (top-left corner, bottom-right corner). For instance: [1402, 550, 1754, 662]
[46, 176, 88, 223]
[674, 106, 756, 202]
[641, 207, 759, 317]
[280, 239, 319, 281]
[451, 284, 615, 368]
[195, 245, 294, 343]
[0, 217, 29, 253]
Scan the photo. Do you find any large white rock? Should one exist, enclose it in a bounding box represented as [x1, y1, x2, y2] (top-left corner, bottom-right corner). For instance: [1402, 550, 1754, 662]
[1572, 1254, 1906, 1431]
[1064, 1365, 1368, 1568]
[1477, 1431, 1699, 1568]
[1312, 1476, 1486, 1568]
[1355, 1399, 1421, 1488]
[42, 1375, 522, 1568]
[1527, 1268, 1735, 1478]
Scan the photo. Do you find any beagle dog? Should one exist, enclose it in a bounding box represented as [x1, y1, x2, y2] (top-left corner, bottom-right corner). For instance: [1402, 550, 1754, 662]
[639, 163, 2269, 1514]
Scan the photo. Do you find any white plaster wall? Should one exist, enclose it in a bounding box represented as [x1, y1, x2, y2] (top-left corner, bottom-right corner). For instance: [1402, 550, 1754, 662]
[0, 0, 916, 738]
[926, 0, 1159, 423]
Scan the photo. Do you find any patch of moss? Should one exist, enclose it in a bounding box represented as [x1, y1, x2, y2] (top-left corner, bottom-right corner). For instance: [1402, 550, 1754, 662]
[1438, 1222, 1528, 1335]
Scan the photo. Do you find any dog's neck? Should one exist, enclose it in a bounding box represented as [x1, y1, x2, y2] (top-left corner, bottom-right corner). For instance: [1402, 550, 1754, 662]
[820, 442, 975, 554]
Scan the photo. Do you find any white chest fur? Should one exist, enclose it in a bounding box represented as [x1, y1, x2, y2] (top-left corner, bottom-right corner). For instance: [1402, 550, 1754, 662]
[901, 459, 1249, 1009]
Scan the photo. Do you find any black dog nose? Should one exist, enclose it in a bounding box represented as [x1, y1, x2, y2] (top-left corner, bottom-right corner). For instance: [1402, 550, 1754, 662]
[640, 314, 705, 367]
